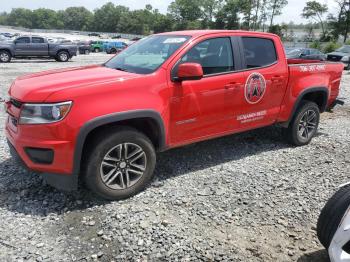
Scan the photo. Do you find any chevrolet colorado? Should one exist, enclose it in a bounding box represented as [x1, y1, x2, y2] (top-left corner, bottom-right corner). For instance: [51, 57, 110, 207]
[0, 36, 77, 63]
[4, 30, 344, 200]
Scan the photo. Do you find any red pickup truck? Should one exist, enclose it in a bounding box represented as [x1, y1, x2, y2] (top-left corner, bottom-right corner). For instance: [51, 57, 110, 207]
[5, 30, 344, 200]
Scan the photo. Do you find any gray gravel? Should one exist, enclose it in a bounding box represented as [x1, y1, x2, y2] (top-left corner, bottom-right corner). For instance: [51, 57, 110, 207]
[0, 54, 349, 261]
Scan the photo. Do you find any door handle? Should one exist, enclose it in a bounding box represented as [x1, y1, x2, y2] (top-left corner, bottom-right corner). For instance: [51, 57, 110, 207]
[224, 82, 241, 89]
[271, 76, 283, 83]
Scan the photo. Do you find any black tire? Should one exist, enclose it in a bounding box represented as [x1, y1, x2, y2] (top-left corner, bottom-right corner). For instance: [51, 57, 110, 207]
[94, 48, 100, 53]
[283, 101, 320, 146]
[110, 48, 117, 54]
[56, 51, 70, 62]
[317, 184, 350, 249]
[84, 49, 90, 55]
[84, 127, 156, 200]
[0, 50, 12, 63]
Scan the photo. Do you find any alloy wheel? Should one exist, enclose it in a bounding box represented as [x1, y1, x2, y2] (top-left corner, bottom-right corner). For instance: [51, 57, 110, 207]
[0, 52, 9, 62]
[100, 143, 147, 190]
[298, 109, 318, 140]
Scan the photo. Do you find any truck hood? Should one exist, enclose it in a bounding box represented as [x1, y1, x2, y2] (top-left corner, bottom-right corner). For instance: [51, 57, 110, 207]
[327, 51, 349, 57]
[9, 65, 139, 102]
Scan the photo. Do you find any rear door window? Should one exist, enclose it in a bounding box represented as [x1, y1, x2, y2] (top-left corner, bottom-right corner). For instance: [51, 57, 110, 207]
[242, 37, 277, 68]
[32, 37, 45, 43]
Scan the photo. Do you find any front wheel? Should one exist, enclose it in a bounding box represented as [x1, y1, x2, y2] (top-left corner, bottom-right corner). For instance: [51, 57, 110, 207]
[94, 48, 100, 53]
[56, 51, 70, 62]
[84, 127, 156, 200]
[0, 50, 11, 63]
[84, 49, 90, 55]
[283, 101, 320, 146]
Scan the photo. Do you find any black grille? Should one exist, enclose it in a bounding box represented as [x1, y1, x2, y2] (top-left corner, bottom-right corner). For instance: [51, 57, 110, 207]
[327, 55, 342, 62]
[10, 98, 23, 108]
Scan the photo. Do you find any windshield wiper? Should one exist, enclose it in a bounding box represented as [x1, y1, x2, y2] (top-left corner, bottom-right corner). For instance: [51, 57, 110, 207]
[115, 67, 128, 72]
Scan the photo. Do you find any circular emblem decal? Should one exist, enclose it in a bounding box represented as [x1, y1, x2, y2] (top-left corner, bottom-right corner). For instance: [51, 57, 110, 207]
[245, 73, 266, 104]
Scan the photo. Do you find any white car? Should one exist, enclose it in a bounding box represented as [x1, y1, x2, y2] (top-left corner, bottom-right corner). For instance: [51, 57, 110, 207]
[318, 183, 350, 262]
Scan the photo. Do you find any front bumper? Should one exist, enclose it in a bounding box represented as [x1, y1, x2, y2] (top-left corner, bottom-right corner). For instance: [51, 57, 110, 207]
[5, 115, 78, 191]
[7, 138, 78, 191]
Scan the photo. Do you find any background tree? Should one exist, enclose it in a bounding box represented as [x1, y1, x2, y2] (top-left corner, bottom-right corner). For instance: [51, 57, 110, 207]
[268, 0, 288, 28]
[215, 0, 241, 29]
[168, 0, 202, 30]
[6, 8, 33, 28]
[328, 0, 350, 42]
[302, 1, 328, 38]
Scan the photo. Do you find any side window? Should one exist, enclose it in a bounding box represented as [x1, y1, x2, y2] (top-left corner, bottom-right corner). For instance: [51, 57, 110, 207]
[32, 37, 45, 43]
[179, 37, 234, 75]
[16, 37, 30, 44]
[242, 37, 277, 68]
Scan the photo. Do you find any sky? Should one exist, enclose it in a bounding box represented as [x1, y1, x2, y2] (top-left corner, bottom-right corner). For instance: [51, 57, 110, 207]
[1, 0, 339, 24]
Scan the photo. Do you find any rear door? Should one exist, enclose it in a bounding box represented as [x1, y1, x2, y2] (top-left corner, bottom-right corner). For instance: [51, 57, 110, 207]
[235, 36, 288, 130]
[14, 37, 30, 56]
[30, 37, 48, 56]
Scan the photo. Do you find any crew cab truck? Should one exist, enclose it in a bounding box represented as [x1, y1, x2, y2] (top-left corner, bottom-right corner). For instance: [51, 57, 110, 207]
[4, 30, 344, 200]
[0, 36, 77, 63]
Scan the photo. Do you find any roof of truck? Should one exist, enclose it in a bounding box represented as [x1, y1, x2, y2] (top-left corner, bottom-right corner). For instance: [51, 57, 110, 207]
[157, 30, 277, 38]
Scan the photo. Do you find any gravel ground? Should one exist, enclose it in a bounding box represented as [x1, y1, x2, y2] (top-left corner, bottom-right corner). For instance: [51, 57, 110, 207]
[0, 54, 349, 262]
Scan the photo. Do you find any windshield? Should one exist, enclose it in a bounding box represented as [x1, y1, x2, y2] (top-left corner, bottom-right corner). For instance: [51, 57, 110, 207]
[286, 49, 302, 56]
[336, 46, 350, 53]
[104, 35, 190, 74]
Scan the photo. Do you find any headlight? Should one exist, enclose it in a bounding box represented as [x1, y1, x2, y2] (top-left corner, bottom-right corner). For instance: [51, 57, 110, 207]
[341, 56, 349, 62]
[19, 101, 72, 124]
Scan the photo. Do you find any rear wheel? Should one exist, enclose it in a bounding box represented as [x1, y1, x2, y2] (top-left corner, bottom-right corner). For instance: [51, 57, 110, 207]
[110, 48, 117, 54]
[84, 127, 156, 200]
[0, 50, 11, 63]
[94, 47, 100, 53]
[56, 51, 70, 62]
[84, 49, 90, 55]
[283, 101, 320, 146]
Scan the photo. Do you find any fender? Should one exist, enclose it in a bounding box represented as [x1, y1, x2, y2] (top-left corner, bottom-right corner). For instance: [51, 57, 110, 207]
[73, 109, 166, 173]
[286, 86, 329, 124]
[43, 110, 166, 191]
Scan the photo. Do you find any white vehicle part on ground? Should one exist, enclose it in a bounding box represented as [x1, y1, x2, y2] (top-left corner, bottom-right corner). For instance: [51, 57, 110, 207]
[329, 207, 350, 262]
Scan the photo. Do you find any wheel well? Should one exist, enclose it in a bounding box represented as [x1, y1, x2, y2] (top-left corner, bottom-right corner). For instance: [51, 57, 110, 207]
[56, 49, 69, 56]
[0, 49, 11, 55]
[301, 90, 328, 112]
[80, 117, 162, 171]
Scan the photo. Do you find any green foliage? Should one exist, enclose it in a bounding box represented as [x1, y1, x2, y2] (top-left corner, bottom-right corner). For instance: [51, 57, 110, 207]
[302, 1, 328, 37]
[346, 39, 350, 45]
[0, 0, 290, 34]
[322, 42, 341, 53]
[309, 40, 321, 50]
[328, 1, 350, 43]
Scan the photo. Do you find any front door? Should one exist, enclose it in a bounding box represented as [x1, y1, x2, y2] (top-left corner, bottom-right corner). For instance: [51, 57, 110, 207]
[14, 37, 30, 56]
[168, 37, 245, 145]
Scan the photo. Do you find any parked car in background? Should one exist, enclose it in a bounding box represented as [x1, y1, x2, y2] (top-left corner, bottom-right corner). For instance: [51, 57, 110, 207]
[317, 183, 350, 262]
[327, 45, 350, 70]
[77, 41, 91, 55]
[88, 33, 101, 37]
[286, 48, 326, 61]
[0, 35, 77, 63]
[104, 41, 128, 54]
[112, 35, 122, 39]
[0, 32, 13, 38]
[90, 40, 104, 52]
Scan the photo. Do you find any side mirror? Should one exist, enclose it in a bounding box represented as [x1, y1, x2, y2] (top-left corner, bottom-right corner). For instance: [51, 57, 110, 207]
[176, 63, 203, 81]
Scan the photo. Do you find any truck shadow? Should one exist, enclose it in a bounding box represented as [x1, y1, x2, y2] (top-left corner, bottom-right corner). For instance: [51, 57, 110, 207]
[0, 125, 323, 216]
[297, 249, 330, 262]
